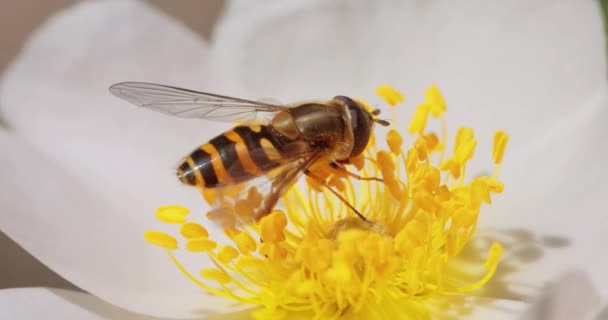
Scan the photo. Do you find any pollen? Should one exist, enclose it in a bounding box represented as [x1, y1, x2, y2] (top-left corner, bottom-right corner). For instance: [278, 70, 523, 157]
[155, 205, 190, 223]
[493, 130, 509, 165]
[144, 231, 178, 250]
[376, 84, 405, 106]
[145, 85, 508, 319]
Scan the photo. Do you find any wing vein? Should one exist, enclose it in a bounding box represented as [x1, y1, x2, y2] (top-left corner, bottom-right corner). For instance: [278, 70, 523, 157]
[109, 82, 288, 122]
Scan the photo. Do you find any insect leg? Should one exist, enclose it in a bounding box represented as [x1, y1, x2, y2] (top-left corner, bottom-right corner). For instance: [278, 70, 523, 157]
[330, 162, 383, 182]
[304, 169, 370, 223]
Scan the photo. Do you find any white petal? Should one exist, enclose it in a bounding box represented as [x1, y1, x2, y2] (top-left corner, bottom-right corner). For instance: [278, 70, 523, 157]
[0, 0, 235, 316]
[0, 287, 252, 320]
[0, 130, 241, 318]
[212, 0, 605, 169]
[518, 271, 601, 320]
[0, 288, 529, 320]
[0, 0, 223, 226]
[0, 1, 219, 212]
[0, 0, 221, 216]
[460, 297, 528, 320]
[478, 88, 608, 299]
[0, 288, 136, 320]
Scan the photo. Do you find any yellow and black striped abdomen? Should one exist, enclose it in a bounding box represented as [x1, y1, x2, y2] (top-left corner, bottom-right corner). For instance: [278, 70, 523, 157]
[176, 125, 289, 188]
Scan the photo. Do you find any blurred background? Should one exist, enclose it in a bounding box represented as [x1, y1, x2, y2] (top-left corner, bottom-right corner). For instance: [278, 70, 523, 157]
[0, 0, 224, 291]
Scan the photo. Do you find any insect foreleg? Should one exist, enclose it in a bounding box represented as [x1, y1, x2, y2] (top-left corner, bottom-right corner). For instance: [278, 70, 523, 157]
[304, 169, 370, 223]
[329, 162, 383, 182]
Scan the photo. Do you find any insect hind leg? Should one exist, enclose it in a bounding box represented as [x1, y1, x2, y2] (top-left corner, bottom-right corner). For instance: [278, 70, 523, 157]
[330, 161, 383, 182]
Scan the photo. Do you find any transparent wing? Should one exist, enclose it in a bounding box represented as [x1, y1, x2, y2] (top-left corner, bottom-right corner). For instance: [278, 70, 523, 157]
[204, 146, 324, 228]
[109, 82, 288, 122]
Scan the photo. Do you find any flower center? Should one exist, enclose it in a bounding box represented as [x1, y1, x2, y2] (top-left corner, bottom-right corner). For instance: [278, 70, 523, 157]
[144, 85, 508, 320]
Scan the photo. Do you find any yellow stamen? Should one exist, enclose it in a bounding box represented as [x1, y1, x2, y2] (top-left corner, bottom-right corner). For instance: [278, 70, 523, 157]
[144, 231, 178, 250]
[218, 245, 239, 264]
[145, 84, 508, 320]
[386, 129, 403, 155]
[408, 103, 430, 134]
[376, 84, 405, 106]
[425, 84, 446, 118]
[155, 205, 189, 224]
[234, 232, 257, 255]
[493, 130, 509, 165]
[260, 210, 287, 243]
[186, 238, 216, 252]
[457, 242, 503, 292]
[180, 222, 209, 239]
[201, 269, 231, 284]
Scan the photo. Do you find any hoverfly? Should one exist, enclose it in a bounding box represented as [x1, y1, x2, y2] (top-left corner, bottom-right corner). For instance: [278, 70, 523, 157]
[110, 82, 389, 227]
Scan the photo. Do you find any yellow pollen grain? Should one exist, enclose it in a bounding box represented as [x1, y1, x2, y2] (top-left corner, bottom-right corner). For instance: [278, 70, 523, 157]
[440, 158, 461, 179]
[144, 231, 178, 250]
[235, 256, 266, 270]
[493, 130, 509, 164]
[425, 133, 439, 148]
[386, 129, 403, 154]
[487, 178, 504, 193]
[409, 103, 430, 134]
[377, 150, 395, 174]
[259, 242, 288, 261]
[186, 238, 216, 252]
[375, 84, 405, 106]
[234, 232, 257, 254]
[218, 245, 239, 264]
[425, 84, 447, 118]
[224, 228, 241, 240]
[155, 205, 189, 224]
[201, 269, 232, 284]
[260, 210, 287, 243]
[454, 127, 474, 152]
[414, 138, 429, 162]
[406, 148, 418, 173]
[180, 222, 209, 239]
[454, 135, 477, 164]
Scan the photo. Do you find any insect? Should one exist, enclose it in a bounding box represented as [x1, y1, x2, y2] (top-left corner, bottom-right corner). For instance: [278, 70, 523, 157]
[110, 82, 389, 227]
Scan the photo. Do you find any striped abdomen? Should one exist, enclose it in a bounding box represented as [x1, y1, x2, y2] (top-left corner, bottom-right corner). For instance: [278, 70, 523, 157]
[176, 125, 291, 188]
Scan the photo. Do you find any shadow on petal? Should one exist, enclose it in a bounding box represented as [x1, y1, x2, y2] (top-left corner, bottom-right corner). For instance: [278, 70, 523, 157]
[517, 271, 600, 320]
[455, 228, 571, 302]
[427, 295, 525, 320]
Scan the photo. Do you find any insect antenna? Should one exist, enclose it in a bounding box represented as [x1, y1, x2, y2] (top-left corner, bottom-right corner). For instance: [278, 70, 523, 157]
[371, 108, 390, 126]
[374, 118, 390, 126]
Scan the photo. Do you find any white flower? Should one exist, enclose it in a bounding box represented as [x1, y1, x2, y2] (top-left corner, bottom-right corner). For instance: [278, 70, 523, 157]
[519, 271, 607, 320]
[0, 0, 606, 318]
